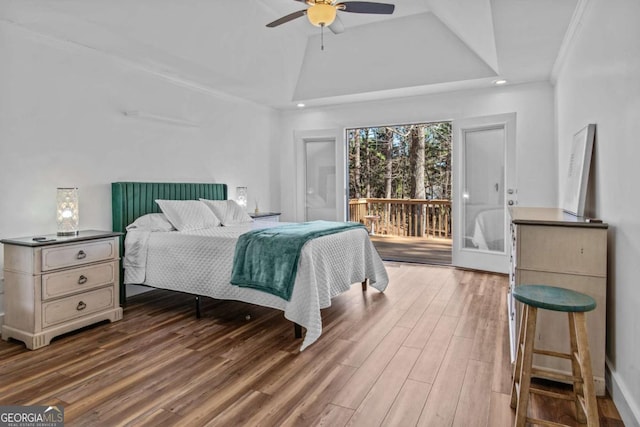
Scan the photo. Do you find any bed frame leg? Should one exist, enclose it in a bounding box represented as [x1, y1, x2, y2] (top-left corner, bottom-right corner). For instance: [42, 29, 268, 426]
[362, 279, 368, 291]
[294, 323, 302, 339]
[195, 296, 201, 319]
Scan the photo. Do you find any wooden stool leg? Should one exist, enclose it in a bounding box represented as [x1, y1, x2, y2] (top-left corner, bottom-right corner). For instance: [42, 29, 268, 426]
[573, 312, 600, 427]
[510, 303, 527, 409]
[515, 305, 537, 427]
[568, 312, 587, 423]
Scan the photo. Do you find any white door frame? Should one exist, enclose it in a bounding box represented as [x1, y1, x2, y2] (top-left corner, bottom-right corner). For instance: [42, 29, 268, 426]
[452, 113, 517, 273]
[294, 128, 347, 222]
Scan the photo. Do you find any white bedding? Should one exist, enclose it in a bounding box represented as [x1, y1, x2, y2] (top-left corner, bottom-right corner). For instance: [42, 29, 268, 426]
[123, 221, 388, 350]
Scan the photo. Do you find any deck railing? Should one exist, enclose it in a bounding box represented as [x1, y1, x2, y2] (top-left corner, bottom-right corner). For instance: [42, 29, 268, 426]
[349, 198, 451, 238]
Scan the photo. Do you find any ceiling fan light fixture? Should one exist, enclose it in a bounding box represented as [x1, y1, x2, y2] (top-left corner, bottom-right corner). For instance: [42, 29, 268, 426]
[307, 4, 337, 27]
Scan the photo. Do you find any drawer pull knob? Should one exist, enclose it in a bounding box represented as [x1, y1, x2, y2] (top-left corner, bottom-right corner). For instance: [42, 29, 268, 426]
[76, 301, 87, 311]
[77, 250, 87, 260]
[78, 275, 88, 285]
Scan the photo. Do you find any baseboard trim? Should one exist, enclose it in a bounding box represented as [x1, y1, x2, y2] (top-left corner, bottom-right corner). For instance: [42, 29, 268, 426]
[606, 358, 640, 427]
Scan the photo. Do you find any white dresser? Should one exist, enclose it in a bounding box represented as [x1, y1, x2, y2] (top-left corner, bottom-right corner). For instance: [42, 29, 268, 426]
[509, 207, 608, 395]
[1, 230, 123, 349]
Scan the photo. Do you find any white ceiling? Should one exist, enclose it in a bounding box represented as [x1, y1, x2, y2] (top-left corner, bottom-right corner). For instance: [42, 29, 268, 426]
[1, 0, 579, 109]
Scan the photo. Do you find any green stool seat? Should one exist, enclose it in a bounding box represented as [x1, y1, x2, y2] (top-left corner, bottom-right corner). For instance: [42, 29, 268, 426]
[513, 284, 596, 313]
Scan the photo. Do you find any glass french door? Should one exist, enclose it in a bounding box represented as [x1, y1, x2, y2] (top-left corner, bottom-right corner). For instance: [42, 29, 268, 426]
[452, 113, 517, 273]
[305, 140, 338, 221]
[294, 129, 346, 222]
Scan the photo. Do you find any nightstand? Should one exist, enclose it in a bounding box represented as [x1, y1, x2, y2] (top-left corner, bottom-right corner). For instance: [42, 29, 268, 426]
[250, 212, 281, 222]
[1, 230, 123, 349]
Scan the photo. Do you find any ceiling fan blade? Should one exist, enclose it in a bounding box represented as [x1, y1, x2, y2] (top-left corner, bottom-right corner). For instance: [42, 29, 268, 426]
[338, 2, 395, 14]
[266, 9, 307, 27]
[329, 15, 345, 34]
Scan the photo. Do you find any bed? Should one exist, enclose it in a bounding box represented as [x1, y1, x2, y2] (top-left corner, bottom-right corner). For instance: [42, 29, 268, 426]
[111, 182, 389, 350]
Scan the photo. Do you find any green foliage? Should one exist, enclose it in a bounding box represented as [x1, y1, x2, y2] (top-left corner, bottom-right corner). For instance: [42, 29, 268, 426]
[348, 122, 451, 200]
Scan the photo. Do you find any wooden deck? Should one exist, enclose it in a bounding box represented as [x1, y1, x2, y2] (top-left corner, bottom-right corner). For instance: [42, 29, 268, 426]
[370, 234, 452, 265]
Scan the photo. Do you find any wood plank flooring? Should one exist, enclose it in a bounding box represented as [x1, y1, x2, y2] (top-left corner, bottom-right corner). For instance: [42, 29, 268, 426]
[370, 235, 452, 265]
[0, 264, 624, 426]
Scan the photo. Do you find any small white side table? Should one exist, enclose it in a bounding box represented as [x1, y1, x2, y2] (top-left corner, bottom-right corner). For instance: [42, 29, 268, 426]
[250, 212, 281, 223]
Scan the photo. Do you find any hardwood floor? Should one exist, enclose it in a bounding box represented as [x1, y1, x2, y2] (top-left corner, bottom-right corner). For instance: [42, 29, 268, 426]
[0, 264, 624, 426]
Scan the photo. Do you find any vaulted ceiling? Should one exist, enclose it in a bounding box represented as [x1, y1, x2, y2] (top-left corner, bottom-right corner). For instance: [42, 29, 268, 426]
[1, 0, 579, 109]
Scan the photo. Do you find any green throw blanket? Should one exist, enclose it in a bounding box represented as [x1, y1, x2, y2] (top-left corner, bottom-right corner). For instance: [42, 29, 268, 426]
[230, 220, 366, 300]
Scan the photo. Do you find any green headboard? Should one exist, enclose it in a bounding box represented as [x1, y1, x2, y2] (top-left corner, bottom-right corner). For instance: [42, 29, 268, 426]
[111, 181, 228, 304]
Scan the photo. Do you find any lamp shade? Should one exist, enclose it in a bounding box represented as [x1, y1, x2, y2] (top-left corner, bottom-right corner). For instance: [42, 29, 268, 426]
[57, 187, 79, 236]
[307, 4, 337, 27]
[236, 186, 247, 208]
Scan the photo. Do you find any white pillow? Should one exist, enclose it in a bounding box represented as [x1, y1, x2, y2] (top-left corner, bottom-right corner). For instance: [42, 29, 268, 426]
[155, 200, 221, 231]
[126, 213, 175, 231]
[200, 199, 253, 226]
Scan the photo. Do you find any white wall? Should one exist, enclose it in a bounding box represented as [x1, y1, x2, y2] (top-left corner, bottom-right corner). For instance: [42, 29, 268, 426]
[0, 23, 280, 315]
[554, 0, 640, 424]
[279, 82, 558, 222]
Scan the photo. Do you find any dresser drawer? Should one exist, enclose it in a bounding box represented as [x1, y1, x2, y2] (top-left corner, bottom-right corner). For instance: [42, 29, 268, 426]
[517, 225, 607, 276]
[42, 261, 117, 300]
[42, 286, 116, 328]
[41, 238, 117, 272]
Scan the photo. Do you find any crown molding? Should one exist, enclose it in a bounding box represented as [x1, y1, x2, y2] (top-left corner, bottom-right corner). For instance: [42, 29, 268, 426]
[550, 0, 592, 84]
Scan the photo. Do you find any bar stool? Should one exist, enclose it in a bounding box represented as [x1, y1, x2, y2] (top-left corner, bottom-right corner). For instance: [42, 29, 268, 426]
[510, 285, 599, 427]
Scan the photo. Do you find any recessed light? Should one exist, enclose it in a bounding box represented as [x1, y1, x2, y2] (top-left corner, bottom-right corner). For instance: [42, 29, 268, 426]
[493, 79, 507, 86]
[297, 103, 305, 108]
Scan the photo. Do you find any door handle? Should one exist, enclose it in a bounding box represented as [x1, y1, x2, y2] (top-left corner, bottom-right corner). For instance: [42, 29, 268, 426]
[508, 200, 515, 206]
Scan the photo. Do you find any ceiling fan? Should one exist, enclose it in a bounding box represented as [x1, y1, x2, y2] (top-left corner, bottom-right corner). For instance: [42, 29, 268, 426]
[266, 1, 395, 39]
